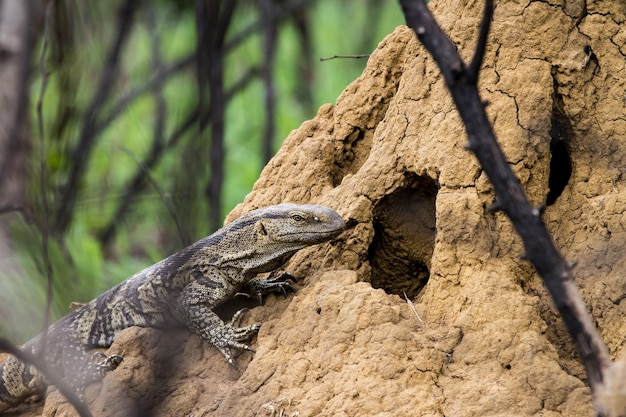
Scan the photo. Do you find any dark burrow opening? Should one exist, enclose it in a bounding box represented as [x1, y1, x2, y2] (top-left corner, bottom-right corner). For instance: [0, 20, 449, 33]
[368, 174, 438, 299]
[546, 84, 573, 206]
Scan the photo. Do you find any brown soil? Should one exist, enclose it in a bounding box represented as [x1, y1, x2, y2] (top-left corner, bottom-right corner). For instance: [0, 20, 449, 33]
[11, 0, 626, 416]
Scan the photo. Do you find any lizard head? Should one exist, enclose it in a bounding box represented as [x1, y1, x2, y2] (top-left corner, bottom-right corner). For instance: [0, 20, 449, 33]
[209, 204, 345, 274]
[253, 204, 345, 245]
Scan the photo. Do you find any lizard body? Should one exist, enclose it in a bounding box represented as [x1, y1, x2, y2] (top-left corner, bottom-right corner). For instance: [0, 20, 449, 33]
[0, 204, 344, 413]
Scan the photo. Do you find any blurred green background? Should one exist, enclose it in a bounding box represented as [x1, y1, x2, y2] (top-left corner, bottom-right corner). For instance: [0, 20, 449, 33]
[0, 0, 403, 342]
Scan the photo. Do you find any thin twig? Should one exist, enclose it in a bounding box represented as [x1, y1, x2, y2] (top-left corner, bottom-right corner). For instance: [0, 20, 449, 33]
[403, 292, 424, 323]
[224, 0, 309, 52]
[120, 147, 186, 248]
[0, 205, 27, 217]
[97, 66, 260, 248]
[95, 54, 194, 137]
[319, 54, 370, 61]
[36, 0, 54, 358]
[96, 105, 199, 248]
[260, 0, 278, 164]
[467, 0, 493, 83]
[55, 0, 138, 232]
[0, 338, 93, 417]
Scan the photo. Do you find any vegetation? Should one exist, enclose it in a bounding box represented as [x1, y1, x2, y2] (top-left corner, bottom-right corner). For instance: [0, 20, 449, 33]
[0, 1, 402, 342]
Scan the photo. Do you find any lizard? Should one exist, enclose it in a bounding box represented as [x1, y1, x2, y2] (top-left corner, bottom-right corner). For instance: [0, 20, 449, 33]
[0, 203, 345, 413]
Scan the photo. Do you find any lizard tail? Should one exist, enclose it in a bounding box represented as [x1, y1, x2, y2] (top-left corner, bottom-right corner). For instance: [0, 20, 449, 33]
[0, 355, 46, 412]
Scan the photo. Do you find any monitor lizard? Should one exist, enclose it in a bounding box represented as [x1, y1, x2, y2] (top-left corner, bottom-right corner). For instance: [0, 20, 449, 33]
[0, 204, 345, 413]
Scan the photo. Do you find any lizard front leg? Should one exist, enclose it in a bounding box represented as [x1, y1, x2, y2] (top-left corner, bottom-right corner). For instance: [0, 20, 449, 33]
[59, 333, 123, 395]
[176, 275, 261, 366]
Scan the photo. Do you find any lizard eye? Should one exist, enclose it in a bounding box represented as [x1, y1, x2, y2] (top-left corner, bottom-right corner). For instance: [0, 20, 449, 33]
[291, 214, 305, 222]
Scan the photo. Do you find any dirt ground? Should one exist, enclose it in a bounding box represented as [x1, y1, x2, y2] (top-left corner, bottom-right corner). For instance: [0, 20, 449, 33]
[6, 0, 626, 416]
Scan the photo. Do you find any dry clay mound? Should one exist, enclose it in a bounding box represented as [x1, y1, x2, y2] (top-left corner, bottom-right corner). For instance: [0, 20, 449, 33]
[15, 1, 625, 416]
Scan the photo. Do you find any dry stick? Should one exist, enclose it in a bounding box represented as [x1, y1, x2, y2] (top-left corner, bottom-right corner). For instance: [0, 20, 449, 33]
[201, 0, 237, 232]
[55, 0, 138, 233]
[0, 339, 93, 417]
[398, 0, 611, 398]
[0, 205, 29, 218]
[403, 292, 424, 323]
[224, 0, 309, 52]
[36, 0, 53, 363]
[96, 53, 194, 137]
[30, 3, 92, 416]
[120, 147, 186, 248]
[97, 66, 260, 249]
[319, 54, 369, 61]
[146, 5, 188, 248]
[260, 0, 278, 165]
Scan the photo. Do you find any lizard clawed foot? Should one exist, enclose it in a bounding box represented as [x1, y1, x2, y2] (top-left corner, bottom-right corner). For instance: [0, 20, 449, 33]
[213, 309, 262, 367]
[239, 271, 296, 304]
[91, 352, 124, 376]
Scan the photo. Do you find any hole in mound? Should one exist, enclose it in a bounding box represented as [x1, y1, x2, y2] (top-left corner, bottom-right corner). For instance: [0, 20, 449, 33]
[368, 174, 438, 299]
[546, 80, 573, 206]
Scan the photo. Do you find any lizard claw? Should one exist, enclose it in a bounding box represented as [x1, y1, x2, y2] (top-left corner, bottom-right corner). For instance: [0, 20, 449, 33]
[241, 272, 296, 304]
[221, 340, 258, 369]
[93, 353, 124, 375]
[230, 308, 247, 327]
[213, 313, 262, 367]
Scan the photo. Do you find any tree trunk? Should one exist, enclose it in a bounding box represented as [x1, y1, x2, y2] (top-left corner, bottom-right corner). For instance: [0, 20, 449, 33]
[0, 0, 38, 339]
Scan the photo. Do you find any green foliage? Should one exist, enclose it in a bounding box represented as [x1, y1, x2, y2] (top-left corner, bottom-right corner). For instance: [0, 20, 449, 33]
[2, 0, 403, 341]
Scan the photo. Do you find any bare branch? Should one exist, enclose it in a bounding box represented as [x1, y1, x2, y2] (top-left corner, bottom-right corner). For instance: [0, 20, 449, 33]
[55, 0, 138, 233]
[96, 66, 260, 249]
[259, 0, 277, 164]
[197, 0, 237, 231]
[224, 0, 309, 52]
[0, 205, 29, 218]
[120, 147, 186, 248]
[95, 54, 194, 138]
[398, 0, 611, 400]
[0, 338, 93, 417]
[319, 54, 370, 61]
[36, 0, 54, 354]
[0, 0, 37, 200]
[467, 0, 493, 83]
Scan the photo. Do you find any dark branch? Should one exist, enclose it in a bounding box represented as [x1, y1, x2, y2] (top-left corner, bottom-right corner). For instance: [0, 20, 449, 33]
[197, 0, 237, 231]
[96, 66, 259, 249]
[224, 0, 309, 52]
[319, 54, 370, 61]
[0, 338, 93, 417]
[120, 147, 187, 248]
[95, 54, 194, 137]
[467, 0, 493, 83]
[398, 0, 611, 400]
[260, 0, 277, 164]
[36, 0, 54, 356]
[55, 0, 138, 233]
[0, 0, 37, 200]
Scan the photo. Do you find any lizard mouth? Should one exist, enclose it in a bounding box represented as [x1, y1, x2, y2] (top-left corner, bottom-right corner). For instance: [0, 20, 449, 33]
[278, 227, 344, 243]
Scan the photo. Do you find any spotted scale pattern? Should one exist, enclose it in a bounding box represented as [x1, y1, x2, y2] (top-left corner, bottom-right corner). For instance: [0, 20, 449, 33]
[0, 204, 345, 412]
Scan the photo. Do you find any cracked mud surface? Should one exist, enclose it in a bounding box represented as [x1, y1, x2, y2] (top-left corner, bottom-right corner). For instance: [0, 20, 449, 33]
[12, 1, 626, 416]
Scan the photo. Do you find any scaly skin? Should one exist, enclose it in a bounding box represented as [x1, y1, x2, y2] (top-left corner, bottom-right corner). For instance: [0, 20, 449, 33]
[0, 204, 345, 413]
